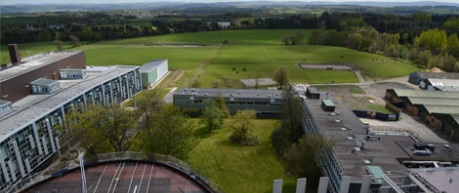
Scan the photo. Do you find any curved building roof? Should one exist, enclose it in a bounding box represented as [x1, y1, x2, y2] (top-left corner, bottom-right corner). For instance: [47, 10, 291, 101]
[20, 161, 212, 193]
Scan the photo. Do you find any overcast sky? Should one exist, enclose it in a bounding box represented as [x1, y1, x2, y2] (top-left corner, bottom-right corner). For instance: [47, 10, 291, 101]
[2, 0, 458, 5]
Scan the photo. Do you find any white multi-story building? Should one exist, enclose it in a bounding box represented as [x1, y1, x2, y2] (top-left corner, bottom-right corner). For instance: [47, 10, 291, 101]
[0, 52, 142, 191]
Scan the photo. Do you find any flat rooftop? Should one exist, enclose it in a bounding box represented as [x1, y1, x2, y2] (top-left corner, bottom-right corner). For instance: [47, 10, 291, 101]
[175, 88, 284, 99]
[22, 161, 209, 193]
[410, 167, 459, 193]
[389, 88, 459, 99]
[0, 51, 82, 82]
[139, 59, 167, 72]
[305, 93, 408, 181]
[0, 65, 138, 141]
[397, 141, 459, 162]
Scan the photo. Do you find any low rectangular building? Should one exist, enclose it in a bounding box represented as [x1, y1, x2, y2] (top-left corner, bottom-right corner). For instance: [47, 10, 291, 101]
[173, 88, 284, 117]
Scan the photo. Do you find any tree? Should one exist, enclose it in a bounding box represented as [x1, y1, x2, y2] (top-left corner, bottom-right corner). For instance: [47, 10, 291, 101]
[229, 110, 258, 146]
[69, 35, 80, 47]
[143, 105, 196, 159]
[100, 104, 138, 153]
[416, 29, 448, 54]
[444, 17, 459, 32]
[214, 91, 230, 119]
[416, 50, 432, 68]
[53, 39, 64, 51]
[273, 67, 289, 89]
[447, 34, 459, 59]
[202, 98, 224, 132]
[136, 89, 164, 136]
[444, 55, 458, 72]
[271, 91, 305, 155]
[63, 104, 138, 154]
[63, 105, 106, 155]
[284, 133, 333, 188]
[282, 91, 305, 142]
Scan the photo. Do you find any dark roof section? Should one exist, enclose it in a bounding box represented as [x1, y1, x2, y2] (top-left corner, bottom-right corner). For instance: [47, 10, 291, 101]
[305, 93, 408, 179]
[175, 88, 284, 99]
[412, 71, 459, 80]
[307, 87, 319, 94]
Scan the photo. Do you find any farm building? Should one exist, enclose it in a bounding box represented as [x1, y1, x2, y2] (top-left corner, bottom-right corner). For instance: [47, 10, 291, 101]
[419, 78, 459, 92]
[408, 71, 459, 85]
[385, 88, 459, 141]
[139, 59, 169, 88]
[173, 88, 285, 117]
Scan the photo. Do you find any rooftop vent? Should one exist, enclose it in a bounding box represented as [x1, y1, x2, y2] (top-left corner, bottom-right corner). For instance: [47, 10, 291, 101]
[362, 159, 371, 165]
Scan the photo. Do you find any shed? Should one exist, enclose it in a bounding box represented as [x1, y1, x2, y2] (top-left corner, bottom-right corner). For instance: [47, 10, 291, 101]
[306, 87, 320, 99]
[30, 78, 60, 94]
[321, 99, 335, 112]
[139, 59, 169, 87]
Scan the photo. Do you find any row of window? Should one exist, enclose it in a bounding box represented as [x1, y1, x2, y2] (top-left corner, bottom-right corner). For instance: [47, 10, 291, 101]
[0, 70, 142, 190]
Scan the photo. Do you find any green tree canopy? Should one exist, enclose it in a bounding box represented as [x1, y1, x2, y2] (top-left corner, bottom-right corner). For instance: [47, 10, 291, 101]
[141, 104, 196, 159]
[64, 104, 138, 154]
[229, 109, 258, 146]
[273, 67, 289, 88]
[416, 29, 448, 54]
[202, 98, 224, 132]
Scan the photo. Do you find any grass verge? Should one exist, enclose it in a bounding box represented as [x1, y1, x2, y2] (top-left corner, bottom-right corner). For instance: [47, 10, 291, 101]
[186, 119, 296, 193]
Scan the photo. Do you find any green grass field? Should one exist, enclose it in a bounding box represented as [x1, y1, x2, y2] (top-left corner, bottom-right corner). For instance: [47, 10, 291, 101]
[2, 29, 419, 85]
[187, 119, 296, 193]
[1, 41, 79, 64]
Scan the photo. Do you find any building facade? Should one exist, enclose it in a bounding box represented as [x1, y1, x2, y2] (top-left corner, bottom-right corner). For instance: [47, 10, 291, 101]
[139, 59, 169, 88]
[173, 88, 285, 117]
[0, 64, 141, 191]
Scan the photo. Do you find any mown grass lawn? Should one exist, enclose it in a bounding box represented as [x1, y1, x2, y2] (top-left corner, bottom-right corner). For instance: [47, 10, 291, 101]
[1, 41, 68, 64]
[3, 29, 419, 84]
[187, 119, 296, 193]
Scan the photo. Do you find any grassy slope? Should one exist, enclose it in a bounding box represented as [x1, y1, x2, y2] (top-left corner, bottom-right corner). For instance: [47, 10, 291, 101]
[187, 119, 296, 193]
[2, 29, 419, 84]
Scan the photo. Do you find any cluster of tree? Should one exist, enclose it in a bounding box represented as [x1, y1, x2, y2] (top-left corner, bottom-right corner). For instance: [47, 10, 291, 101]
[200, 96, 258, 146]
[271, 91, 331, 189]
[64, 89, 196, 159]
[310, 12, 459, 72]
[228, 110, 259, 146]
[281, 32, 305, 45]
[202, 97, 229, 132]
[1, 11, 322, 45]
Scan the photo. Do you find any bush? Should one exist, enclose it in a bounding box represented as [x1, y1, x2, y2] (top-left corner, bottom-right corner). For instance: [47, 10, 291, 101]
[229, 132, 259, 146]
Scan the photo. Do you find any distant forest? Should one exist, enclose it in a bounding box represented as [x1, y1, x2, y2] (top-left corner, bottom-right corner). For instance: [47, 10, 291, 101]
[1, 5, 459, 71]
